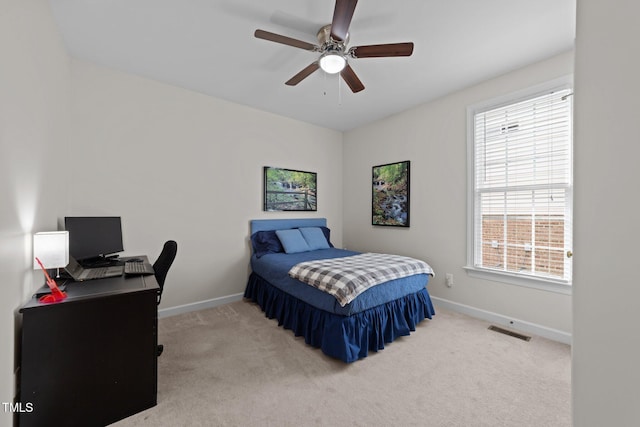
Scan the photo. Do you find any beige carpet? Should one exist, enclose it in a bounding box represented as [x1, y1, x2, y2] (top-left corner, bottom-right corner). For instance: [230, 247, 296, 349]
[114, 300, 571, 427]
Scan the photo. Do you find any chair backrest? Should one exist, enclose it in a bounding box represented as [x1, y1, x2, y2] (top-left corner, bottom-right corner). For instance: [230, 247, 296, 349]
[153, 240, 177, 305]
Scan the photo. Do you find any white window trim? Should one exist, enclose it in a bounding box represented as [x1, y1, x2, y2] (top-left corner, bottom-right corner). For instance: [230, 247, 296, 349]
[465, 75, 573, 295]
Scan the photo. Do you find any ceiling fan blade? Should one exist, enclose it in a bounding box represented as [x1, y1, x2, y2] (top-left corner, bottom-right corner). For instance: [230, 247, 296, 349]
[254, 29, 317, 51]
[351, 42, 414, 58]
[330, 0, 358, 42]
[285, 62, 320, 86]
[340, 64, 365, 93]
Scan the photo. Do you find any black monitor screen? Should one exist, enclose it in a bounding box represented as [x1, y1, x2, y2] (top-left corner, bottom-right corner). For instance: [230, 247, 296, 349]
[65, 216, 124, 261]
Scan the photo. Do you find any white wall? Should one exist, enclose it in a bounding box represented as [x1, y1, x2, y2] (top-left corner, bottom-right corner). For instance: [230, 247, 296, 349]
[573, 0, 640, 425]
[343, 52, 574, 335]
[69, 60, 344, 308]
[0, 0, 70, 424]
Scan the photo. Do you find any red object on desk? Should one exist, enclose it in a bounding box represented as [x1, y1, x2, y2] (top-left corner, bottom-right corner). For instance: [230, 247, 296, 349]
[35, 257, 67, 303]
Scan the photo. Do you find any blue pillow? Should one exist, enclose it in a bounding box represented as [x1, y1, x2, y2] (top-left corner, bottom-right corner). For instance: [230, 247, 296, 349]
[299, 227, 330, 250]
[319, 226, 334, 248]
[275, 229, 311, 254]
[251, 230, 284, 258]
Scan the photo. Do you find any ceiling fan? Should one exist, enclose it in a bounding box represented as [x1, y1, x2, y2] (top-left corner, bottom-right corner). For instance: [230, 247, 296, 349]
[254, 0, 414, 93]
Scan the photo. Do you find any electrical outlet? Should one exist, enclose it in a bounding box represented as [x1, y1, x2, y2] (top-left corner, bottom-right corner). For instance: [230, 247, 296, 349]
[445, 273, 454, 287]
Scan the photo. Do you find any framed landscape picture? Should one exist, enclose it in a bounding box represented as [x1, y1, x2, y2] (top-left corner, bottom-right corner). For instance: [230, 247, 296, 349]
[372, 160, 410, 227]
[264, 166, 317, 211]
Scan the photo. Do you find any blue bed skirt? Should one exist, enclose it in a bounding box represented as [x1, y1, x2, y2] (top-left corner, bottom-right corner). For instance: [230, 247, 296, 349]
[244, 272, 436, 363]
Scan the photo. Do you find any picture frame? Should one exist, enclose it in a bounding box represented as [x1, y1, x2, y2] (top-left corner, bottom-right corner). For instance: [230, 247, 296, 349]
[372, 160, 410, 227]
[264, 166, 317, 211]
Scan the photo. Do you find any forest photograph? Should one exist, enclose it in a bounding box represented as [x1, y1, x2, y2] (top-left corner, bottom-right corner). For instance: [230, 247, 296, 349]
[372, 161, 410, 226]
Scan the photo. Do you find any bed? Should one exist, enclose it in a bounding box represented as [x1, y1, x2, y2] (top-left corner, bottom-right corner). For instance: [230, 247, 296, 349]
[243, 218, 435, 363]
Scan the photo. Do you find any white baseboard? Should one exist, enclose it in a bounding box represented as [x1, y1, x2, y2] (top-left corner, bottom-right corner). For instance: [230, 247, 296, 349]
[158, 293, 244, 319]
[431, 296, 572, 345]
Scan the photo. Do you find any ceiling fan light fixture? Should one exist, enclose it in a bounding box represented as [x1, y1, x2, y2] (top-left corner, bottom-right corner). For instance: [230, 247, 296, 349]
[319, 52, 346, 74]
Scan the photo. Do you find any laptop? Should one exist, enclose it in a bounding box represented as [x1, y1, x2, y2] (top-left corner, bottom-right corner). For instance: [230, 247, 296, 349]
[65, 256, 124, 281]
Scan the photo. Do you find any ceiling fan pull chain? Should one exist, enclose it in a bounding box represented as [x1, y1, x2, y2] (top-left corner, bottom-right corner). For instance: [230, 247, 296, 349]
[323, 69, 328, 96]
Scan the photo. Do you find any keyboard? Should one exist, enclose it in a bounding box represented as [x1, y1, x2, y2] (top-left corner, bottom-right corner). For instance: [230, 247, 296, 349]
[76, 264, 124, 281]
[86, 267, 109, 279]
[124, 261, 155, 275]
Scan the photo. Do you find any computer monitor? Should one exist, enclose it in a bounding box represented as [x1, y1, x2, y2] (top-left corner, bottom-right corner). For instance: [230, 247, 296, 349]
[64, 216, 124, 265]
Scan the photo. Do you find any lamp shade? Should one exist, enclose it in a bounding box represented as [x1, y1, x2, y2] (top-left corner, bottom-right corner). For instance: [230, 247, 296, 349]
[33, 231, 69, 270]
[319, 52, 346, 74]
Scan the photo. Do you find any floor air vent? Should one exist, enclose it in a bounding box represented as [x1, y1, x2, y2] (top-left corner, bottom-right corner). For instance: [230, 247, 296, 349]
[488, 325, 531, 341]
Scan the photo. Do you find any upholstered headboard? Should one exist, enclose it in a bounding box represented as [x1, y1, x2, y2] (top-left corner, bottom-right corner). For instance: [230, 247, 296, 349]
[250, 218, 327, 234]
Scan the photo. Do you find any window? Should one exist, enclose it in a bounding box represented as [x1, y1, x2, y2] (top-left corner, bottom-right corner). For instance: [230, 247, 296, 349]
[466, 80, 573, 292]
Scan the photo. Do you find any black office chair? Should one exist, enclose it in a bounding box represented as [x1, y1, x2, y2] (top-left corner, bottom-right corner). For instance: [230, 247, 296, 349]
[153, 240, 177, 306]
[153, 240, 177, 357]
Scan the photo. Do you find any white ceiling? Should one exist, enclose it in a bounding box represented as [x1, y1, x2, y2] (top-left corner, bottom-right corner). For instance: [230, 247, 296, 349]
[49, 0, 576, 131]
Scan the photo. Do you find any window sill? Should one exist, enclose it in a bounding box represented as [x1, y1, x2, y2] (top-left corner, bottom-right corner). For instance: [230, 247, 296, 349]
[463, 266, 572, 295]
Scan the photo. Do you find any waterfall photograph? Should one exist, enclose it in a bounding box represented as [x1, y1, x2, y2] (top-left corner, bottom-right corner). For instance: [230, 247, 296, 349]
[372, 160, 410, 227]
[264, 166, 317, 211]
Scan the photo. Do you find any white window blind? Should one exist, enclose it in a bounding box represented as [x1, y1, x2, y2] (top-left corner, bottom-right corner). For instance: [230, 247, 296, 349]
[471, 88, 573, 284]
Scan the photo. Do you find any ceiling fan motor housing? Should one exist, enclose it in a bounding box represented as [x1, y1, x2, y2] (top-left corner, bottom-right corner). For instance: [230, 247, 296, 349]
[317, 24, 348, 52]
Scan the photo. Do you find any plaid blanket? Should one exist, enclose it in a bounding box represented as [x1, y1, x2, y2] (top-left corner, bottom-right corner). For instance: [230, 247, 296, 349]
[288, 252, 434, 307]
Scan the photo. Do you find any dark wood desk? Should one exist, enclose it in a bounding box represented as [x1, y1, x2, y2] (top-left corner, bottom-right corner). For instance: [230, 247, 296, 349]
[18, 260, 159, 427]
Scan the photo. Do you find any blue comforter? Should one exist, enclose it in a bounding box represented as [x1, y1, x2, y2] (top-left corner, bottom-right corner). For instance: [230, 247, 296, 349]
[251, 248, 430, 316]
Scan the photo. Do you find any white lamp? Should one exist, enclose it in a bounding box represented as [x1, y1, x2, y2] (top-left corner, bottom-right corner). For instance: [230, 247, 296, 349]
[33, 231, 69, 278]
[319, 52, 347, 74]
